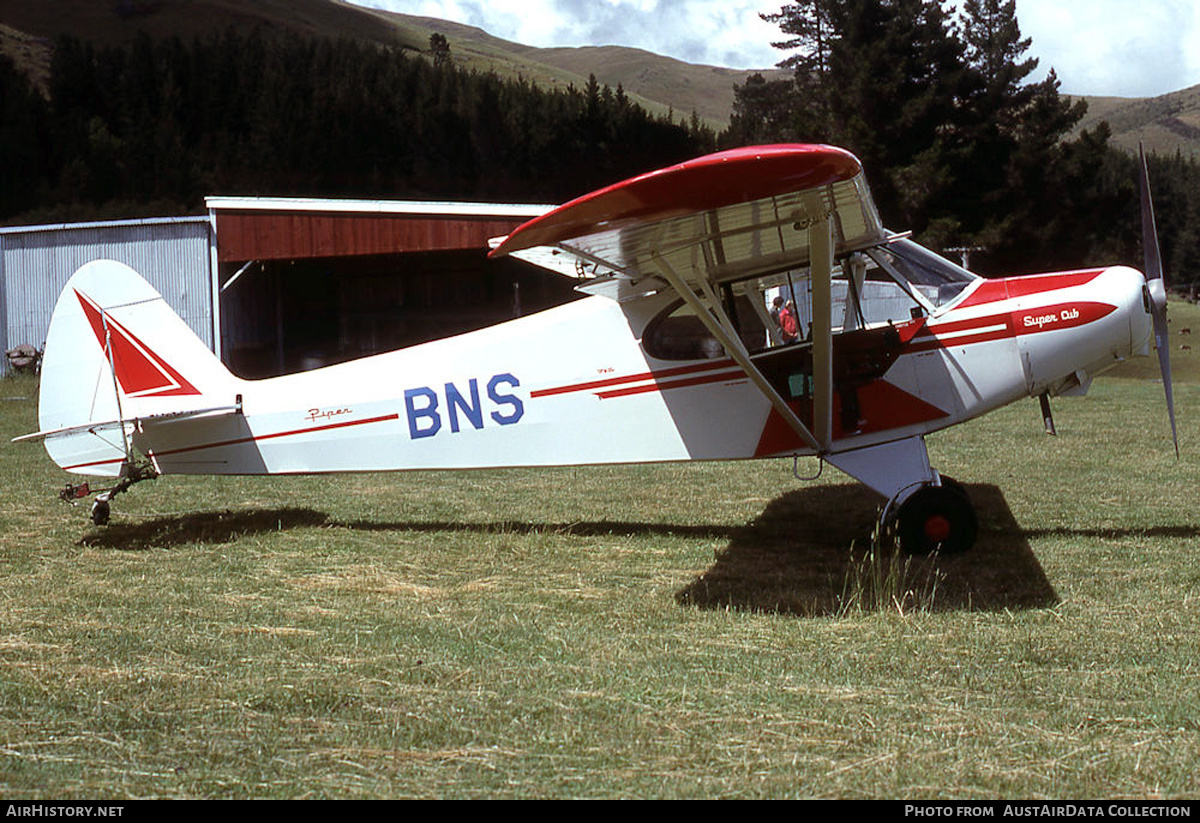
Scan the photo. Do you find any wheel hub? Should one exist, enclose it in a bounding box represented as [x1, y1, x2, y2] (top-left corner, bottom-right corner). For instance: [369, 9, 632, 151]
[923, 514, 952, 543]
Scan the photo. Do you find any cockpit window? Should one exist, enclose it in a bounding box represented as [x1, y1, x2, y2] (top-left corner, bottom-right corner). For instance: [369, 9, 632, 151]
[641, 238, 979, 362]
[643, 295, 766, 360]
[865, 238, 977, 309]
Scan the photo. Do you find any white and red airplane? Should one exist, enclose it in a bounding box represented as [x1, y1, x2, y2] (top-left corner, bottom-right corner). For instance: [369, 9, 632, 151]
[16, 144, 1176, 553]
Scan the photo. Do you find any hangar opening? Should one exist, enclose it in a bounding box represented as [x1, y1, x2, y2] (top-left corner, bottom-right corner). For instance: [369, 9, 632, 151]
[208, 198, 582, 379]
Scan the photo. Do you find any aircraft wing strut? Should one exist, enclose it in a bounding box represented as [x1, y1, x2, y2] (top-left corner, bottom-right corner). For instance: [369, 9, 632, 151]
[649, 248, 824, 454]
[491, 144, 888, 456]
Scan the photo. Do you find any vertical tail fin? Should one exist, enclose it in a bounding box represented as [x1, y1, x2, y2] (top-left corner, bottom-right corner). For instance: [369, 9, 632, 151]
[35, 260, 238, 475]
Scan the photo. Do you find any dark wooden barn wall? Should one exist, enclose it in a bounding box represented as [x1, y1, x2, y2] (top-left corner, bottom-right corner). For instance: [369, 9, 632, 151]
[214, 211, 529, 261]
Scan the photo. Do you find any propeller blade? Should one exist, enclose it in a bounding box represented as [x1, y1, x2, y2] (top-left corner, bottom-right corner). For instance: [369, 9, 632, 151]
[1153, 305, 1178, 457]
[1138, 143, 1179, 457]
[1140, 144, 1164, 283]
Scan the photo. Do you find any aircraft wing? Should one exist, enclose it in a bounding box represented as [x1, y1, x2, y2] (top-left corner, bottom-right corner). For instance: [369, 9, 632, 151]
[491, 144, 887, 456]
[490, 143, 885, 298]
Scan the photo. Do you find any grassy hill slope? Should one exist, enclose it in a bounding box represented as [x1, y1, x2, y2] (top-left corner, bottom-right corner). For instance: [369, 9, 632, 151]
[1070, 85, 1200, 159]
[370, 11, 780, 127]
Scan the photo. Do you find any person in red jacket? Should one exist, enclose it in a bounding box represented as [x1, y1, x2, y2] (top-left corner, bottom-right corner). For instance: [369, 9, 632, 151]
[779, 300, 799, 344]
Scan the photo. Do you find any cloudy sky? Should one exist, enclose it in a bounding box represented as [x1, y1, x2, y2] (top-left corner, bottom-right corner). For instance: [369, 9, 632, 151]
[353, 0, 1200, 98]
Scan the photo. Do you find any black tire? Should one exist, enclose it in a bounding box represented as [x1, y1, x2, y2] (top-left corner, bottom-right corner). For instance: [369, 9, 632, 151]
[897, 479, 977, 555]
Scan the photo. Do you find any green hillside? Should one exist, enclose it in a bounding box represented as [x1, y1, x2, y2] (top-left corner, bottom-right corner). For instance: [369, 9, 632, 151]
[370, 12, 783, 128]
[1071, 85, 1200, 160]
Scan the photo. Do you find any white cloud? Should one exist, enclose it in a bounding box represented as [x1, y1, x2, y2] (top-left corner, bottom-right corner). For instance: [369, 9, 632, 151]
[1017, 0, 1200, 97]
[364, 0, 783, 68]
[356, 0, 1200, 96]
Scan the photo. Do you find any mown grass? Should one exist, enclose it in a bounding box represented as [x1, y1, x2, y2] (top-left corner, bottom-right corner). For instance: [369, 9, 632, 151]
[1, 307, 1199, 798]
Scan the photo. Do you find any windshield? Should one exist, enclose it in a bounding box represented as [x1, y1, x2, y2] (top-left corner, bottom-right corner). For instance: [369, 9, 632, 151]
[865, 238, 978, 310]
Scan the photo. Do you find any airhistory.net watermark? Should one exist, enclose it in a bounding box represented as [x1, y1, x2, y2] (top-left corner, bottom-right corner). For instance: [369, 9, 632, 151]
[6, 807, 124, 818]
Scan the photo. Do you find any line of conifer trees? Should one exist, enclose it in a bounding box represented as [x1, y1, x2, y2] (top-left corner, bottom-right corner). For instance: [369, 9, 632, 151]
[0, 29, 713, 224]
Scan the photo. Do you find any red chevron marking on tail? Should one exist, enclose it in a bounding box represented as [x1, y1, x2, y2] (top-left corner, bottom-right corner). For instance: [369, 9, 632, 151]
[74, 289, 200, 398]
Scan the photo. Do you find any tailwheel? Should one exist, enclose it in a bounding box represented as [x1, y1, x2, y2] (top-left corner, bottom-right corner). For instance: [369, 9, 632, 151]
[90, 496, 111, 527]
[73, 459, 156, 527]
[897, 477, 977, 555]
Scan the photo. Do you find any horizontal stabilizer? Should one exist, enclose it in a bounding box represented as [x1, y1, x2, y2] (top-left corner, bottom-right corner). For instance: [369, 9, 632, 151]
[38, 421, 134, 477]
[14, 403, 242, 444]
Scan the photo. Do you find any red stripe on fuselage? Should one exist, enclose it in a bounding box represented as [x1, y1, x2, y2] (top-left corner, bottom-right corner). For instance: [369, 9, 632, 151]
[596, 369, 747, 398]
[907, 300, 1116, 354]
[1013, 301, 1117, 335]
[907, 312, 1013, 353]
[146, 413, 400, 460]
[956, 269, 1104, 310]
[531, 359, 741, 399]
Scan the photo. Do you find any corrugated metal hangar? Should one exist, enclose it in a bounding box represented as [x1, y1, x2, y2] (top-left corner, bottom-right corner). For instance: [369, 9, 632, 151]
[2, 198, 579, 377]
[1, 216, 215, 357]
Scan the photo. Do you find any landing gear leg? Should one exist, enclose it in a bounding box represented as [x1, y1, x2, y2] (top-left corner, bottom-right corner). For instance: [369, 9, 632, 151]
[824, 436, 978, 554]
[895, 475, 978, 555]
[59, 459, 157, 526]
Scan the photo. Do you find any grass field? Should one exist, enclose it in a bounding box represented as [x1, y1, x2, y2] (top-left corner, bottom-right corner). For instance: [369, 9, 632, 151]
[2, 308, 1199, 799]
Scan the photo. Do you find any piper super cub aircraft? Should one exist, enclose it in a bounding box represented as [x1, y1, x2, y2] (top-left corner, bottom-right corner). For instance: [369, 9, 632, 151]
[16, 144, 1176, 553]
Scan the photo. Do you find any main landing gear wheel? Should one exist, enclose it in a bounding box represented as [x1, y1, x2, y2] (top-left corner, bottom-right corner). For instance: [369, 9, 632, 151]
[897, 477, 977, 555]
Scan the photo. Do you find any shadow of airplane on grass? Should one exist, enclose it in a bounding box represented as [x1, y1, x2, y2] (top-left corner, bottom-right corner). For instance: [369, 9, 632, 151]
[676, 483, 1059, 615]
[78, 507, 739, 551]
[79, 484, 1065, 614]
[78, 507, 332, 550]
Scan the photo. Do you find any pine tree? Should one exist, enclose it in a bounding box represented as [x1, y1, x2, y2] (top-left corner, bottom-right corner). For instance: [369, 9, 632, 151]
[743, 0, 1110, 269]
[428, 33, 451, 69]
[760, 0, 834, 131]
[726, 72, 800, 145]
[952, 0, 1089, 267]
[749, 0, 967, 228]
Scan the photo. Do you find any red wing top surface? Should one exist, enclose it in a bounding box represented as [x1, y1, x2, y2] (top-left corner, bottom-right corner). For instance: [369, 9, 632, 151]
[492, 144, 887, 291]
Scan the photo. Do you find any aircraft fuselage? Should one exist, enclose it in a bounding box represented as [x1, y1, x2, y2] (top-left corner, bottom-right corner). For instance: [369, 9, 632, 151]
[133, 264, 1152, 478]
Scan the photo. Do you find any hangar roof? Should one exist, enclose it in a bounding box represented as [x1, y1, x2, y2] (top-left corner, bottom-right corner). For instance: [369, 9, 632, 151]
[205, 197, 554, 263]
